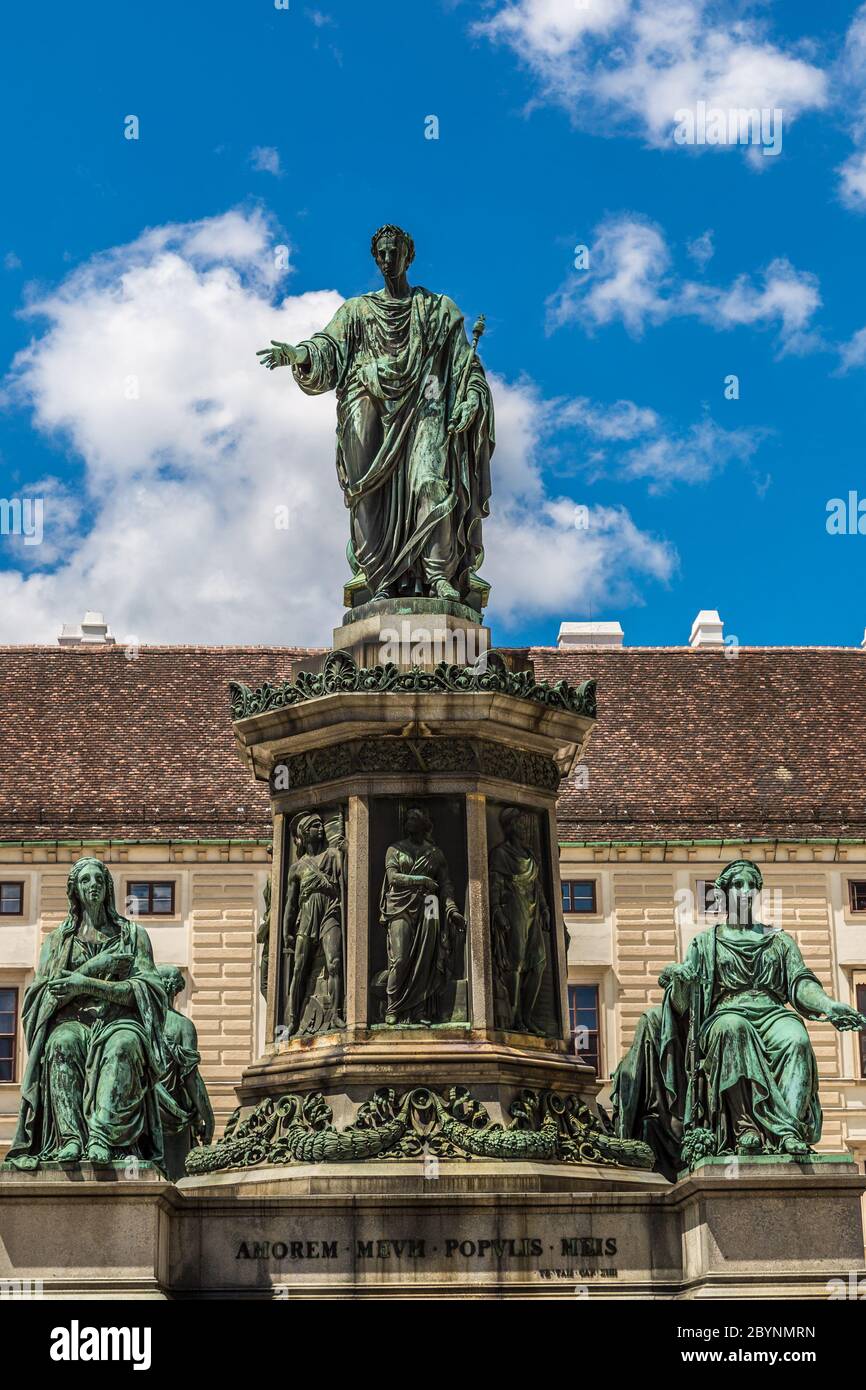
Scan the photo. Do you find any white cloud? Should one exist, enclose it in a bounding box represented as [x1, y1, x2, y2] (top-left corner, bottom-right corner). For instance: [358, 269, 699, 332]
[250, 146, 282, 177]
[544, 387, 766, 493]
[0, 209, 675, 641]
[678, 257, 822, 355]
[548, 216, 670, 334]
[555, 395, 659, 440]
[486, 499, 676, 626]
[837, 325, 866, 372]
[618, 417, 763, 492]
[686, 229, 714, 268]
[476, 0, 827, 152]
[547, 214, 822, 355]
[836, 5, 866, 210]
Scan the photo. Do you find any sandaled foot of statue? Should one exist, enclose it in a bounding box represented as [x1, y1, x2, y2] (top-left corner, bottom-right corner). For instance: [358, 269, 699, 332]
[736, 1130, 762, 1156]
[85, 1140, 112, 1164]
[431, 578, 460, 601]
[781, 1135, 811, 1157]
[56, 1138, 84, 1164]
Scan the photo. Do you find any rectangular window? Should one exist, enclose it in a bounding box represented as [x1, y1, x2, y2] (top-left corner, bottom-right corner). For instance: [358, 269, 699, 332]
[849, 882, 866, 913]
[126, 881, 175, 916]
[698, 879, 722, 914]
[858, 984, 866, 1080]
[568, 983, 601, 1076]
[0, 883, 23, 916]
[561, 880, 597, 914]
[0, 987, 18, 1082]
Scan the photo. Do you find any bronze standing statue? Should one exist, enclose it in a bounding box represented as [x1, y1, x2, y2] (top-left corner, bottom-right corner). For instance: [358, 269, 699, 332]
[257, 225, 493, 606]
[377, 806, 465, 1025]
[281, 812, 346, 1037]
[489, 807, 551, 1034]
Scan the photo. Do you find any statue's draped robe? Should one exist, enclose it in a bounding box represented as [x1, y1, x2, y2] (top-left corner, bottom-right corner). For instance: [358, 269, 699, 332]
[488, 840, 548, 1029]
[8, 918, 167, 1167]
[293, 287, 493, 599]
[282, 845, 344, 1034]
[612, 926, 823, 1179]
[157, 1010, 208, 1181]
[378, 839, 455, 1022]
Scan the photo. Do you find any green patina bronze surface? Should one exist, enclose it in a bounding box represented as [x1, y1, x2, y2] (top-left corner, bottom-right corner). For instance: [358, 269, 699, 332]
[489, 806, 553, 1035]
[156, 965, 215, 1182]
[374, 805, 465, 1026]
[230, 649, 597, 721]
[612, 858, 866, 1179]
[281, 810, 346, 1037]
[4, 857, 168, 1171]
[257, 224, 492, 608]
[185, 1084, 654, 1175]
[257, 877, 271, 1001]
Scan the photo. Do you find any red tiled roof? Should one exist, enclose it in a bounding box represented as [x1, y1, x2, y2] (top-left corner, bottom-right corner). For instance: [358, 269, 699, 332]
[533, 646, 866, 842]
[0, 643, 864, 844]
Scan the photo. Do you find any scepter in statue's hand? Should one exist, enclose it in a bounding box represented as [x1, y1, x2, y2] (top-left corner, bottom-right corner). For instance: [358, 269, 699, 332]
[448, 314, 485, 436]
[256, 340, 310, 371]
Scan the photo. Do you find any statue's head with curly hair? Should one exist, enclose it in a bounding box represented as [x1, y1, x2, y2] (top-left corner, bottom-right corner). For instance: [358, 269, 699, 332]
[158, 964, 186, 1003]
[371, 224, 415, 275]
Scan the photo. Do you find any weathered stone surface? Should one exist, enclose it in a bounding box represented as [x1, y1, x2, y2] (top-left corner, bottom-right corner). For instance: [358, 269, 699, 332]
[2, 1157, 862, 1298]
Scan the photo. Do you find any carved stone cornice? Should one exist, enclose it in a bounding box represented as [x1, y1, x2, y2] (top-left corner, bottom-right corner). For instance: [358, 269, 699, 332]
[230, 650, 596, 723]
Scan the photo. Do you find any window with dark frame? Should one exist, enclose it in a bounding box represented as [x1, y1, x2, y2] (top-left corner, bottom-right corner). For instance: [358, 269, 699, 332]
[568, 983, 601, 1076]
[698, 879, 723, 914]
[0, 987, 17, 1082]
[858, 984, 866, 1080]
[849, 881, 866, 913]
[126, 881, 175, 916]
[561, 880, 597, 914]
[0, 882, 23, 916]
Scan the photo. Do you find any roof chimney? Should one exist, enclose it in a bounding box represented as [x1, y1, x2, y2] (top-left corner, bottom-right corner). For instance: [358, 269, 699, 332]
[558, 621, 624, 650]
[58, 611, 116, 647]
[689, 609, 725, 649]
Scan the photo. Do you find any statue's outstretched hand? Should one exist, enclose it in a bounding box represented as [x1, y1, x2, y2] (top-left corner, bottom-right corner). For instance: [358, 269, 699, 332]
[256, 340, 305, 371]
[826, 1002, 866, 1031]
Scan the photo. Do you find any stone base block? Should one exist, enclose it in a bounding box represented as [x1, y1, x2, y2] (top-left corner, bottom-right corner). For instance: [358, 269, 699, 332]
[334, 598, 490, 672]
[2, 1155, 863, 1299]
[0, 1167, 172, 1299]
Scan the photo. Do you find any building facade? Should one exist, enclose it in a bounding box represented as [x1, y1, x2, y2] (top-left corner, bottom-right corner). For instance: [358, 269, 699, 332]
[2, 636, 865, 1163]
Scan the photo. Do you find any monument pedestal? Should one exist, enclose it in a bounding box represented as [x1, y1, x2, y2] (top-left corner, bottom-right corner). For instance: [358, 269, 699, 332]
[224, 650, 604, 1136]
[2, 1157, 863, 1298]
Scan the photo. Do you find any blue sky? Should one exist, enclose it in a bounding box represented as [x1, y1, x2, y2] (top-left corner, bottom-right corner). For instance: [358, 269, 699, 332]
[1, 0, 865, 648]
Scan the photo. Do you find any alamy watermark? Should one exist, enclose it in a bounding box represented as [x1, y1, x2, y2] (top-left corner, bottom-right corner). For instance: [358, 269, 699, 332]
[378, 622, 488, 669]
[826, 492, 866, 535]
[674, 103, 783, 157]
[0, 497, 43, 546]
